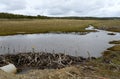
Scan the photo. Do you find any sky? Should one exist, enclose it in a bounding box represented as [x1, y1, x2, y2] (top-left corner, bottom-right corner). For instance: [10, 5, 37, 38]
[0, 0, 120, 17]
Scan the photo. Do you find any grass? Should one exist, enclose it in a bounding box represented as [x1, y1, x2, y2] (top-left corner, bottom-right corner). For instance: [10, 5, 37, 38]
[0, 19, 120, 79]
[93, 20, 120, 32]
[85, 50, 120, 79]
[108, 40, 120, 51]
[84, 40, 120, 79]
[0, 19, 120, 36]
[0, 19, 92, 36]
[95, 40, 120, 78]
[109, 40, 120, 44]
[108, 45, 120, 51]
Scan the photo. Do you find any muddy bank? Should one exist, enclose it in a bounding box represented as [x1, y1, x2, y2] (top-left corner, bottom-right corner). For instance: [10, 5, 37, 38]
[0, 52, 95, 70]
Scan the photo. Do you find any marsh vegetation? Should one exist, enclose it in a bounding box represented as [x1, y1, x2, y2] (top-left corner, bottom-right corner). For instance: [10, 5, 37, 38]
[0, 13, 120, 79]
[0, 19, 120, 36]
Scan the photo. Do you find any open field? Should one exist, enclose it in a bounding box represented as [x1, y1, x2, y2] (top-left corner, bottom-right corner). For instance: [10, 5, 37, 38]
[0, 19, 120, 36]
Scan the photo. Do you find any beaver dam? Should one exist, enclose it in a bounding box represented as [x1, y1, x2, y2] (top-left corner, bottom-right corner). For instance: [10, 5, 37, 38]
[0, 52, 95, 73]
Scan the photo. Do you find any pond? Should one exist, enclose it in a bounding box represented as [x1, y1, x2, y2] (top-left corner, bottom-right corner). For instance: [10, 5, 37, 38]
[0, 27, 120, 57]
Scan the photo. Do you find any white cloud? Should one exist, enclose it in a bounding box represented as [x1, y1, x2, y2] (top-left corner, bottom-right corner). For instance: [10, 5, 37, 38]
[0, 0, 120, 17]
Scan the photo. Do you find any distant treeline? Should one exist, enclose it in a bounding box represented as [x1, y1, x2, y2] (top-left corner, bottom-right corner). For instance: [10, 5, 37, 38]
[0, 12, 120, 20]
[0, 13, 49, 19]
[54, 17, 120, 20]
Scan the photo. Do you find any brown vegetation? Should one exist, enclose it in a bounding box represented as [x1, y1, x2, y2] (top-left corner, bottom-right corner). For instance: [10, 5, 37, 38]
[0, 19, 120, 36]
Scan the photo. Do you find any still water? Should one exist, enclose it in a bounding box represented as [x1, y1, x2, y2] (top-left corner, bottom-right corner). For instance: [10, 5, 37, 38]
[0, 28, 120, 57]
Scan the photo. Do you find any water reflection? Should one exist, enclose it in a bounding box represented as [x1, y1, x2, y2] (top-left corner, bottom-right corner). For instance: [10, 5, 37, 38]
[0, 28, 120, 57]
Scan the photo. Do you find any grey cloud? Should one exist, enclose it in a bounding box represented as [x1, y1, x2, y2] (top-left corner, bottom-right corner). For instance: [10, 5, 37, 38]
[0, 0, 120, 17]
[0, 0, 26, 11]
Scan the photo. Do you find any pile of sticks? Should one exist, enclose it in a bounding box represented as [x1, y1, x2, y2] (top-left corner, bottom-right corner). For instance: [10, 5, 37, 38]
[0, 52, 93, 69]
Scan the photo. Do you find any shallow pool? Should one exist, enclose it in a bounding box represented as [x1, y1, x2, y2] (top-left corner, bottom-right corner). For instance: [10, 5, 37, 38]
[0, 27, 120, 57]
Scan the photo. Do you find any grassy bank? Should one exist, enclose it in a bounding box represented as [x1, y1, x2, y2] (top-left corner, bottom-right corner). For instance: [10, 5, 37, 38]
[109, 40, 120, 44]
[93, 20, 120, 32]
[0, 19, 120, 36]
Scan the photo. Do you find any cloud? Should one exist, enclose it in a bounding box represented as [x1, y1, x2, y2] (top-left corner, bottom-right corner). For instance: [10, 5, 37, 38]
[0, 0, 26, 12]
[0, 0, 120, 17]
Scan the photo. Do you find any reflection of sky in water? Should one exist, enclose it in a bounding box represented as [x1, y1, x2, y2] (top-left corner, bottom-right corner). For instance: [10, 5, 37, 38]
[0, 28, 120, 57]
